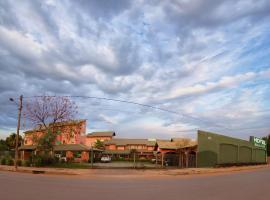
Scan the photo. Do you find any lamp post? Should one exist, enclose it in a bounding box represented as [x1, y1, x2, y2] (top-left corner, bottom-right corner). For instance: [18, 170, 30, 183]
[9, 95, 23, 171]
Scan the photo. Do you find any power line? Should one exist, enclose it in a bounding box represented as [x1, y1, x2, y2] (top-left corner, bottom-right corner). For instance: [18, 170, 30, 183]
[23, 95, 269, 132]
[23, 95, 230, 130]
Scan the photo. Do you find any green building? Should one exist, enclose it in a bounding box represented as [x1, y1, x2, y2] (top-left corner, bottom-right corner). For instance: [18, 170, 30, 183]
[197, 130, 267, 167]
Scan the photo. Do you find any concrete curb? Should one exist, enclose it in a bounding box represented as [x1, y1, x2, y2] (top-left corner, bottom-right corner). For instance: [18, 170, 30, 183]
[0, 165, 77, 176]
[0, 164, 269, 177]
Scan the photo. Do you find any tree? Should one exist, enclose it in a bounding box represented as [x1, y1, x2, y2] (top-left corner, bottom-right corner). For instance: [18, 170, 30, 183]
[24, 96, 77, 152]
[94, 139, 104, 150]
[0, 139, 8, 151]
[262, 134, 270, 156]
[5, 133, 23, 150]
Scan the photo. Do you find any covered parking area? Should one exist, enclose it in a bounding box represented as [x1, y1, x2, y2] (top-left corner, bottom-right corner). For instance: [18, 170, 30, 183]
[156, 140, 198, 168]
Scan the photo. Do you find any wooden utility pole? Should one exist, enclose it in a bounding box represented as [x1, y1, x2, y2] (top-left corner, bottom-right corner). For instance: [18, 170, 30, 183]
[15, 95, 23, 171]
[91, 145, 94, 168]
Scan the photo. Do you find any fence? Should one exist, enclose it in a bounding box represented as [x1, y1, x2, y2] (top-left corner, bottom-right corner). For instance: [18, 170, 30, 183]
[0, 151, 15, 159]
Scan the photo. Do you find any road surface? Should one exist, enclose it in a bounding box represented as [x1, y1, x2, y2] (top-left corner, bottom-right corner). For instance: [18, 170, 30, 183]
[0, 168, 269, 200]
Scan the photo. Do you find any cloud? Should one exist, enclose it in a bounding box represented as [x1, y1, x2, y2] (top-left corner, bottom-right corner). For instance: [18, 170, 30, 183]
[0, 0, 270, 139]
[98, 114, 119, 125]
[162, 71, 260, 100]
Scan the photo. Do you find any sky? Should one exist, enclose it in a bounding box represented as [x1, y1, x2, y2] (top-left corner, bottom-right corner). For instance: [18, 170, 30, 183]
[0, 0, 270, 140]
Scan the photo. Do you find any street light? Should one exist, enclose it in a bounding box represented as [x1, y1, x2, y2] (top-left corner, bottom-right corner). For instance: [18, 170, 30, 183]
[9, 95, 23, 171]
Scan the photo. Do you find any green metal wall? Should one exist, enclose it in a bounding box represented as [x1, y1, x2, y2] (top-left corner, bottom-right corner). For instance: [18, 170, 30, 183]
[197, 130, 267, 167]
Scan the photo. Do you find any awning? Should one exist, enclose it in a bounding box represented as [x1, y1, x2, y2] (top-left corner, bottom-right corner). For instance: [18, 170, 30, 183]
[18, 145, 37, 150]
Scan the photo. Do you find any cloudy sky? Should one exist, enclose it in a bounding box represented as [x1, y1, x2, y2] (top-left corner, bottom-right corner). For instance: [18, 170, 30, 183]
[0, 0, 270, 140]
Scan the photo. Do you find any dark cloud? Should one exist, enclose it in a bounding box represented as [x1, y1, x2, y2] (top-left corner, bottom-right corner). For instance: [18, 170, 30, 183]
[73, 0, 133, 19]
[0, 0, 270, 138]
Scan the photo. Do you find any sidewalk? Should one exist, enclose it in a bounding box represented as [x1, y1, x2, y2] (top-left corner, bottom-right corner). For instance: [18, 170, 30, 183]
[0, 164, 269, 178]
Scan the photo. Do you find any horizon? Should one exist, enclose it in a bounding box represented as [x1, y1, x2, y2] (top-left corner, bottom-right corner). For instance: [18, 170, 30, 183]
[1, 0, 270, 141]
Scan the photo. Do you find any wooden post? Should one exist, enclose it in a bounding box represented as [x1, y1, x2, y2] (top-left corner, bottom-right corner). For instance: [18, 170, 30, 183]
[161, 152, 164, 167]
[155, 153, 158, 168]
[186, 151, 189, 168]
[14, 95, 23, 171]
[178, 151, 182, 168]
[91, 147, 94, 168]
[133, 152, 136, 168]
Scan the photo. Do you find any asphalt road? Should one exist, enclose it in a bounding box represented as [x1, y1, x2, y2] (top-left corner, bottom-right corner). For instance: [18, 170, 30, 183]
[0, 168, 269, 200]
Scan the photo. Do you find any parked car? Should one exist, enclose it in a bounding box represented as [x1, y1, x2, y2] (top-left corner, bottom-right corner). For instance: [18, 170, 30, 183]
[101, 156, 111, 163]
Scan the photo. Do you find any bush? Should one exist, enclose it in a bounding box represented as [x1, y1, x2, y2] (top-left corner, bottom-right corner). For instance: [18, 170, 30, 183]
[33, 155, 43, 167]
[32, 154, 57, 167]
[7, 159, 14, 166]
[16, 159, 22, 166]
[23, 160, 31, 167]
[1, 157, 6, 165]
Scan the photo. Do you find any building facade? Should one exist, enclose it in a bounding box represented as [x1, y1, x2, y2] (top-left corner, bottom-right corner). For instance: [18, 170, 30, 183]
[103, 138, 156, 160]
[18, 120, 267, 167]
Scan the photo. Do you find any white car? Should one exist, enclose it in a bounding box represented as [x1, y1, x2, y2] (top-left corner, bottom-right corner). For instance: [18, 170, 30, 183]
[101, 156, 111, 163]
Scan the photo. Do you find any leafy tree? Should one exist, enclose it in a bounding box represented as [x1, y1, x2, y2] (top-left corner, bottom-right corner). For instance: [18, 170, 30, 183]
[94, 139, 104, 150]
[0, 139, 8, 151]
[5, 133, 23, 150]
[262, 135, 270, 156]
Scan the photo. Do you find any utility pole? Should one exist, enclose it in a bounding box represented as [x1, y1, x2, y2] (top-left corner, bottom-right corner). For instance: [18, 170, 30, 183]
[91, 145, 94, 168]
[14, 95, 23, 171]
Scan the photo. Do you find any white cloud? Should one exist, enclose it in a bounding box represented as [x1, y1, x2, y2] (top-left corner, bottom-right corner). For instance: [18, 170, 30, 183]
[0, 0, 270, 139]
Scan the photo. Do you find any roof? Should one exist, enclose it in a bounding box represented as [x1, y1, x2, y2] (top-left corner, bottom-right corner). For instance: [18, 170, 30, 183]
[24, 119, 86, 134]
[157, 141, 179, 150]
[19, 144, 103, 152]
[102, 150, 131, 155]
[104, 138, 156, 146]
[157, 139, 197, 150]
[54, 144, 90, 151]
[87, 131, 115, 137]
[18, 145, 37, 150]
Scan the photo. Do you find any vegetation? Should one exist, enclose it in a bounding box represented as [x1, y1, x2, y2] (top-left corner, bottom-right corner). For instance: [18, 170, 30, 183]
[262, 135, 270, 156]
[24, 96, 77, 153]
[0, 133, 23, 151]
[94, 139, 104, 150]
[0, 156, 14, 166]
[5, 133, 23, 150]
[0, 139, 8, 151]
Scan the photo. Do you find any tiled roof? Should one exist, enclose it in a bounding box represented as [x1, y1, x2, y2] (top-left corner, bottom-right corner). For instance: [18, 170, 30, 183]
[18, 145, 37, 150]
[54, 144, 89, 151]
[104, 138, 156, 146]
[19, 144, 103, 152]
[157, 141, 179, 150]
[157, 138, 197, 150]
[87, 131, 115, 137]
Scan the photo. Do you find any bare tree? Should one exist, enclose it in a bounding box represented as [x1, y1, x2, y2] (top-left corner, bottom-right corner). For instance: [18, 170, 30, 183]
[24, 96, 78, 151]
[25, 96, 77, 129]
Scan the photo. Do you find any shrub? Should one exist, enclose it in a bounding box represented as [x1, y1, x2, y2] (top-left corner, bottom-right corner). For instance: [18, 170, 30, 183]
[23, 160, 31, 167]
[1, 157, 6, 165]
[16, 159, 22, 166]
[32, 154, 57, 167]
[7, 159, 14, 166]
[33, 155, 43, 167]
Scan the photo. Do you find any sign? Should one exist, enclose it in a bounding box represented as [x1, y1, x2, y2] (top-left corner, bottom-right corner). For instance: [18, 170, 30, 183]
[250, 136, 266, 149]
